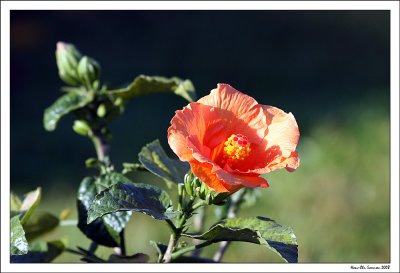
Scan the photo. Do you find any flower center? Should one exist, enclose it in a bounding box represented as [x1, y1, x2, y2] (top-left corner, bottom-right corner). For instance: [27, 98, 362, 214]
[222, 133, 251, 164]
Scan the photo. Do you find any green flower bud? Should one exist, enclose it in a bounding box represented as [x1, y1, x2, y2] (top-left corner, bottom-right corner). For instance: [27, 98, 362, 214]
[72, 120, 90, 136]
[184, 171, 231, 204]
[56, 42, 82, 86]
[77, 56, 101, 85]
[97, 103, 107, 118]
[184, 172, 195, 197]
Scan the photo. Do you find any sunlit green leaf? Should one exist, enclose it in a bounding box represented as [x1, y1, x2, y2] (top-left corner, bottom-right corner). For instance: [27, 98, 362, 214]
[11, 240, 66, 263]
[10, 215, 28, 255]
[19, 187, 42, 226]
[43, 91, 94, 131]
[183, 216, 298, 263]
[108, 75, 196, 102]
[87, 181, 178, 223]
[23, 211, 60, 241]
[139, 139, 189, 185]
[10, 192, 22, 211]
[77, 177, 131, 247]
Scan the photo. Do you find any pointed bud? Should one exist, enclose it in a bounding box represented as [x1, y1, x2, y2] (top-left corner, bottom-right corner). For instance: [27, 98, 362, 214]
[184, 172, 195, 197]
[77, 56, 101, 85]
[56, 42, 82, 85]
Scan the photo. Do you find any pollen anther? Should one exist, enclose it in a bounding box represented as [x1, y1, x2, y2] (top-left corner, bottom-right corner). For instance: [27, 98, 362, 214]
[223, 134, 251, 163]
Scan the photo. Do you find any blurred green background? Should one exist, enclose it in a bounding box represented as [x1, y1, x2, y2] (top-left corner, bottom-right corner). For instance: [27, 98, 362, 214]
[10, 11, 389, 263]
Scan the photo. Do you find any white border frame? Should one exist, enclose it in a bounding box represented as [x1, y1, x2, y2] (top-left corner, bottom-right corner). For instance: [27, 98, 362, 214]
[1, 1, 399, 272]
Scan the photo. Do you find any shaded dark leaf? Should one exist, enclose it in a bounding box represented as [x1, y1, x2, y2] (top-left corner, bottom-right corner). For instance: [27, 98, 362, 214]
[43, 91, 94, 131]
[77, 177, 131, 247]
[108, 253, 149, 263]
[183, 216, 298, 263]
[95, 172, 131, 191]
[172, 256, 216, 263]
[88, 181, 178, 223]
[139, 139, 189, 185]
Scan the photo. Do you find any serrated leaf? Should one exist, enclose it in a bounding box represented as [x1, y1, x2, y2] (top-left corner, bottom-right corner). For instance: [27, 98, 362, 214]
[11, 240, 66, 263]
[183, 216, 298, 263]
[88, 181, 178, 223]
[139, 139, 189, 185]
[77, 177, 131, 247]
[108, 75, 196, 102]
[43, 91, 94, 131]
[95, 172, 132, 191]
[23, 211, 60, 241]
[108, 253, 149, 263]
[10, 215, 28, 255]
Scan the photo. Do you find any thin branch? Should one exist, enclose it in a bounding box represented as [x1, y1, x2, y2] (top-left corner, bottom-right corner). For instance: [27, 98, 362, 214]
[213, 188, 248, 262]
[163, 233, 177, 263]
[191, 206, 205, 257]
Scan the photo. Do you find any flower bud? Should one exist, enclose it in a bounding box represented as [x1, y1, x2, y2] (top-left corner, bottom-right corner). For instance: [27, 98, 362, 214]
[72, 120, 90, 136]
[77, 56, 101, 85]
[184, 172, 195, 197]
[97, 103, 107, 118]
[56, 42, 82, 86]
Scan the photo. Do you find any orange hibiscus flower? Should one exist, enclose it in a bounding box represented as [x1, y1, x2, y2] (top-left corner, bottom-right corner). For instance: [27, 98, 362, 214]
[168, 84, 300, 193]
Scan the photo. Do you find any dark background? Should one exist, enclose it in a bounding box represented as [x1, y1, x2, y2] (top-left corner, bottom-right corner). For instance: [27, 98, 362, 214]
[10, 10, 390, 262]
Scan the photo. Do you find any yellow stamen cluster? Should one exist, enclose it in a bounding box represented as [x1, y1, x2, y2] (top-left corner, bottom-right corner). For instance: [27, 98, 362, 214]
[222, 134, 251, 164]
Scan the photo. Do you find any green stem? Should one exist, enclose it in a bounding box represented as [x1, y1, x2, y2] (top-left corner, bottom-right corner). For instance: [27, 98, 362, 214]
[119, 230, 126, 256]
[170, 241, 214, 260]
[165, 219, 177, 234]
[90, 128, 110, 161]
[88, 242, 98, 254]
[163, 233, 177, 263]
[192, 200, 207, 211]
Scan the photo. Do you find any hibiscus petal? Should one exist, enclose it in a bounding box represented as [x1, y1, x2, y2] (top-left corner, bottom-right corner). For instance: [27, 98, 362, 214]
[190, 161, 241, 192]
[197, 84, 268, 142]
[230, 106, 300, 174]
[168, 102, 225, 162]
[263, 105, 300, 158]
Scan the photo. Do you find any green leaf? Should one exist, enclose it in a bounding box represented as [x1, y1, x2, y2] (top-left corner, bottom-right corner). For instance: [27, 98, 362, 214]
[19, 187, 42, 225]
[139, 139, 189, 185]
[11, 240, 66, 263]
[183, 216, 298, 263]
[43, 91, 94, 131]
[23, 211, 60, 241]
[88, 181, 178, 223]
[95, 172, 132, 191]
[10, 192, 22, 211]
[108, 253, 149, 263]
[108, 75, 196, 102]
[77, 177, 131, 247]
[122, 162, 148, 174]
[10, 215, 28, 255]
